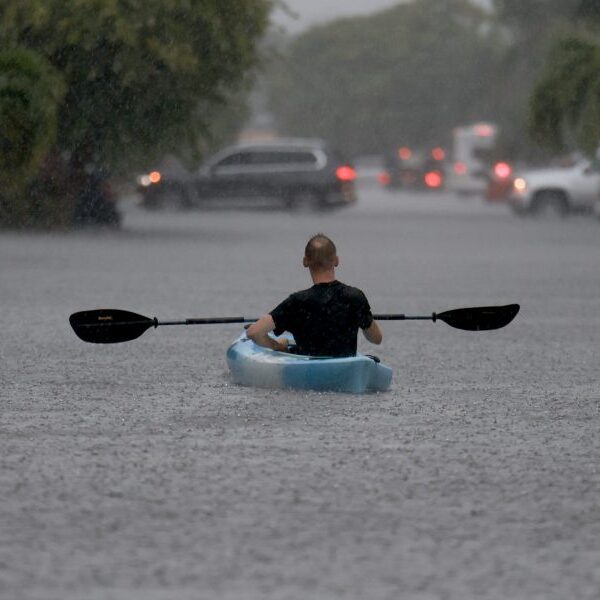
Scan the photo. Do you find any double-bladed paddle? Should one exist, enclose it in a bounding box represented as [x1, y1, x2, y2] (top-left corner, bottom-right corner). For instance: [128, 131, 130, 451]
[69, 304, 520, 344]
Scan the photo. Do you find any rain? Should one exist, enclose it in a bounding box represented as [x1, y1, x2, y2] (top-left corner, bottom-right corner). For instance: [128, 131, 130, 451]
[1, 1, 600, 598]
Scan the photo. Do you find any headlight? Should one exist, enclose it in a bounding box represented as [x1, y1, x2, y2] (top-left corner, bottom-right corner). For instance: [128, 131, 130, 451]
[513, 177, 527, 192]
[137, 172, 161, 187]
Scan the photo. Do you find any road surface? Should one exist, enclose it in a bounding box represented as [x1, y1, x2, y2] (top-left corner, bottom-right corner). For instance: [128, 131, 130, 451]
[1, 185, 599, 599]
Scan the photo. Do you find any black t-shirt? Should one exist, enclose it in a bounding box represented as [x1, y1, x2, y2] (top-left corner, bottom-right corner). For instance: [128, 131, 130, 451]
[270, 280, 374, 357]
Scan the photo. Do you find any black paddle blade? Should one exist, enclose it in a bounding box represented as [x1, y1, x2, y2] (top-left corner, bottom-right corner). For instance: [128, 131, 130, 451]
[436, 304, 520, 331]
[69, 309, 156, 343]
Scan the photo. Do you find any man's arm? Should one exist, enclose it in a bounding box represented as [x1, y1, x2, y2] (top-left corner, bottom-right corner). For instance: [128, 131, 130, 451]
[362, 320, 383, 345]
[246, 314, 289, 352]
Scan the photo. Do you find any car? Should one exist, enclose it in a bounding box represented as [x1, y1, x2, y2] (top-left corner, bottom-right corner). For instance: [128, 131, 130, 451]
[136, 155, 193, 210]
[379, 146, 447, 191]
[381, 147, 424, 189]
[137, 139, 357, 210]
[508, 159, 600, 216]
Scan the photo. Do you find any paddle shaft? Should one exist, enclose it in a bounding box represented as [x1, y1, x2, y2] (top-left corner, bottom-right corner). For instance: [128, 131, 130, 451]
[157, 314, 434, 327]
[160, 317, 256, 326]
[374, 314, 435, 321]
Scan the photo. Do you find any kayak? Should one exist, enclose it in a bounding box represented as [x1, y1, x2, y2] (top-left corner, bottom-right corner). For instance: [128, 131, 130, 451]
[226, 333, 392, 393]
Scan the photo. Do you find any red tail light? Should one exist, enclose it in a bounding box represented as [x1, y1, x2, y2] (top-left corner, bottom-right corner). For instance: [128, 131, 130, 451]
[424, 170, 443, 189]
[453, 162, 467, 175]
[378, 170, 391, 186]
[398, 147, 412, 160]
[431, 147, 446, 161]
[493, 162, 512, 179]
[336, 165, 356, 182]
[475, 124, 494, 137]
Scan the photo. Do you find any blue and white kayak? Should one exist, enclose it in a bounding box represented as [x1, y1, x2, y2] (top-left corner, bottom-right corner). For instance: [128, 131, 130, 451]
[226, 333, 392, 393]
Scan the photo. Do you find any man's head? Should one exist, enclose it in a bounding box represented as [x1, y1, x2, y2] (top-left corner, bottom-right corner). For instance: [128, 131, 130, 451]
[303, 233, 339, 272]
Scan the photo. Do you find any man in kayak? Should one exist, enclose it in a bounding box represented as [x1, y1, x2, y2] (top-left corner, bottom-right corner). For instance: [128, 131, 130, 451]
[247, 233, 383, 357]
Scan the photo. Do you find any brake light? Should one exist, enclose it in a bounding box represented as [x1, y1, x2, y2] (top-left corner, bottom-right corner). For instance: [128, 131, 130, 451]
[398, 147, 412, 160]
[453, 162, 467, 175]
[494, 162, 512, 179]
[475, 124, 494, 137]
[431, 147, 446, 161]
[149, 171, 161, 184]
[378, 170, 391, 186]
[424, 170, 443, 188]
[336, 166, 356, 181]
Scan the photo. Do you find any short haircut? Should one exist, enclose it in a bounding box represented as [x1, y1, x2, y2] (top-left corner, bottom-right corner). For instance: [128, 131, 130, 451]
[304, 233, 337, 270]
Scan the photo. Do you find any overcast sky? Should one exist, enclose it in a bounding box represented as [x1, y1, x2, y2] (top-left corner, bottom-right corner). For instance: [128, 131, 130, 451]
[271, 0, 493, 33]
[271, 0, 403, 33]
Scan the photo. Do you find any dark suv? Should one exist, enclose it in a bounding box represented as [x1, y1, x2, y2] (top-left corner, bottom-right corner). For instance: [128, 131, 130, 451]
[137, 139, 357, 210]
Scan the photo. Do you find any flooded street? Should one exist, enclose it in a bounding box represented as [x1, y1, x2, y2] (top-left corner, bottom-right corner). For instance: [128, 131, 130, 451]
[2, 185, 600, 599]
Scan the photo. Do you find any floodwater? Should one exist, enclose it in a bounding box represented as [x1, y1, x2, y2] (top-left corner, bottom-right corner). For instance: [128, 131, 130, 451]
[2, 185, 600, 599]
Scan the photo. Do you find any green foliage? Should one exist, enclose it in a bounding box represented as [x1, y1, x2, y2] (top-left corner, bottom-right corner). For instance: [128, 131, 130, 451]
[0, 48, 65, 227]
[266, 0, 600, 161]
[488, 0, 600, 160]
[0, 0, 272, 173]
[267, 0, 507, 156]
[529, 35, 600, 154]
[0, 48, 63, 188]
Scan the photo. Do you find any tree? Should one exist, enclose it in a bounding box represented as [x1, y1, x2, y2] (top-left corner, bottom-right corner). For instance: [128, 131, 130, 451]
[0, 49, 64, 226]
[529, 34, 600, 155]
[490, 0, 600, 159]
[0, 49, 63, 187]
[267, 0, 506, 157]
[0, 0, 272, 173]
[0, 0, 271, 229]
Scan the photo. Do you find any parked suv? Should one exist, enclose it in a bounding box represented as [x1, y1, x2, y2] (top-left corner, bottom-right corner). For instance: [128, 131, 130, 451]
[138, 139, 356, 210]
[508, 159, 600, 216]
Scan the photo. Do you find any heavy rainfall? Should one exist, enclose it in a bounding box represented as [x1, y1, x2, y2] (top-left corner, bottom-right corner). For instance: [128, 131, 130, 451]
[1, 1, 600, 598]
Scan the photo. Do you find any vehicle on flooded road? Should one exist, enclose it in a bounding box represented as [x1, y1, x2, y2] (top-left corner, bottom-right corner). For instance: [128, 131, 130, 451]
[445, 122, 497, 197]
[379, 146, 447, 191]
[137, 139, 357, 211]
[508, 159, 600, 216]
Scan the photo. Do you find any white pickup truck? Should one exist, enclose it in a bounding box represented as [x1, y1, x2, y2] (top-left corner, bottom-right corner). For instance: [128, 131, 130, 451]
[509, 160, 600, 216]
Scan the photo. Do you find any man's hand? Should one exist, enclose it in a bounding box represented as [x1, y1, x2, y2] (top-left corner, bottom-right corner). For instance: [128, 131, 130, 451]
[274, 337, 290, 352]
[247, 315, 289, 352]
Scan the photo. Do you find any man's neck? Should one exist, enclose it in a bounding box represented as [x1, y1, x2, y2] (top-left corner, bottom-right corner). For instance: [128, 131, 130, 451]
[310, 269, 336, 284]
